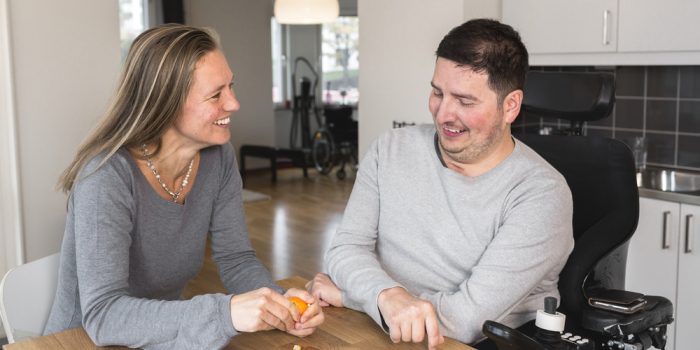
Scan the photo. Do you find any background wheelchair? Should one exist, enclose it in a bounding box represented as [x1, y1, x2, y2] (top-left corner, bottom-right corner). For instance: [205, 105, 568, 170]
[311, 105, 358, 180]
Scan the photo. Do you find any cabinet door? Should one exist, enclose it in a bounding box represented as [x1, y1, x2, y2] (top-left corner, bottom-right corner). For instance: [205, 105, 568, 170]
[502, 0, 617, 54]
[626, 198, 678, 350]
[618, 0, 700, 52]
[626, 198, 679, 297]
[675, 204, 700, 350]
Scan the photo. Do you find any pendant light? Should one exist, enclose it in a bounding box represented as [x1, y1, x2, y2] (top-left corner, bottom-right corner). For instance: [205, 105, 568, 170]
[274, 0, 339, 24]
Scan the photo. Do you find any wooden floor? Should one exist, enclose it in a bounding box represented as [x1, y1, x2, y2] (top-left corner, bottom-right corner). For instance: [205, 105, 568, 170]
[183, 168, 355, 297]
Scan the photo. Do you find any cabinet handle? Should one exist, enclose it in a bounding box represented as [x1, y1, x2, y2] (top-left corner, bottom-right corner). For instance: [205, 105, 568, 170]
[685, 214, 694, 254]
[602, 10, 611, 45]
[662, 211, 671, 249]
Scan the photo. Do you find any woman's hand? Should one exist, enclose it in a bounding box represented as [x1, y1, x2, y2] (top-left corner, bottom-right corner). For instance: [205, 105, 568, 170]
[305, 273, 344, 307]
[229, 287, 297, 333]
[284, 288, 325, 337]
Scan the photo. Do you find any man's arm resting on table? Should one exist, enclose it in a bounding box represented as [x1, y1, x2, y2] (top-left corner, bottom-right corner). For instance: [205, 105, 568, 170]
[377, 287, 445, 350]
[306, 272, 445, 349]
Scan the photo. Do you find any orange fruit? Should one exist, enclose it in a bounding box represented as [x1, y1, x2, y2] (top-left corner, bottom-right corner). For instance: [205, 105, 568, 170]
[288, 296, 309, 315]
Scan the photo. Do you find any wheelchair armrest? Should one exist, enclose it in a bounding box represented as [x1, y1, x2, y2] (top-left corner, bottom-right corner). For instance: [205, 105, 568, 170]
[581, 295, 673, 337]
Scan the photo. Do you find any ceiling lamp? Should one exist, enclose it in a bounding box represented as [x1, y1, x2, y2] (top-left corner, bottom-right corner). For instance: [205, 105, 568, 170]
[274, 0, 339, 24]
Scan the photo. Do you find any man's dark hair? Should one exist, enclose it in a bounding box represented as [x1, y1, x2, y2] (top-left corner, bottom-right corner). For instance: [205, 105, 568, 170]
[436, 18, 528, 103]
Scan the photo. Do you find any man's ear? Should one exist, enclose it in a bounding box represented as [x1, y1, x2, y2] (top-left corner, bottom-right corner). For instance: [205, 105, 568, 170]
[502, 89, 523, 124]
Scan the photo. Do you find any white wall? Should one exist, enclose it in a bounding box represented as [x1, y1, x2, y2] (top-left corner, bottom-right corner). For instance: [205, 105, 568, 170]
[357, 0, 500, 157]
[185, 0, 276, 161]
[7, 0, 121, 262]
[463, 0, 501, 20]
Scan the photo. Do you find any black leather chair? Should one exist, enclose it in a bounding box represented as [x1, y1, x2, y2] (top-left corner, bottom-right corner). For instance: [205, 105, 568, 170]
[479, 71, 674, 350]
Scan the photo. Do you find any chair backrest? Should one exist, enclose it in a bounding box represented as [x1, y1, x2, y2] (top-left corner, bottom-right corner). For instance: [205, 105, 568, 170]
[324, 105, 357, 143]
[0, 253, 60, 343]
[517, 135, 639, 320]
[517, 70, 639, 321]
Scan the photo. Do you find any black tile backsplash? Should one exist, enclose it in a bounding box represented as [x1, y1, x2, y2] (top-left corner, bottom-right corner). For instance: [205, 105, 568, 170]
[646, 100, 677, 132]
[646, 132, 676, 165]
[615, 99, 644, 129]
[679, 100, 700, 133]
[647, 67, 678, 98]
[615, 130, 644, 153]
[680, 67, 700, 98]
[617, 67, 645, 96]
[678, 135, 700, 168]
[516, 65, 700, 171]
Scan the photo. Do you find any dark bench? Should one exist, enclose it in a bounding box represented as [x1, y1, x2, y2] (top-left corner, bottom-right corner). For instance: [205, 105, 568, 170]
[239, 145, 309, 184]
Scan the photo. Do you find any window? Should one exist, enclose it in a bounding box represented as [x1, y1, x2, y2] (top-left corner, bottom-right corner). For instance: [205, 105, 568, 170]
[270, 16, 359, 106]
[119, 0, 149, 60]
[271, 17, 287, 104]
[321, 17, 359, 105]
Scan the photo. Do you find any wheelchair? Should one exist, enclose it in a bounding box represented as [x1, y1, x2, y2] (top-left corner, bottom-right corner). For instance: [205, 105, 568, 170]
[311, 105, 358, 180]
[477, 71, 673, 350]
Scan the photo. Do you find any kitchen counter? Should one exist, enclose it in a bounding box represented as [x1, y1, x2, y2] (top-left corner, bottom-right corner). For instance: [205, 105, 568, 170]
[638, 187, 700, 206]
[636, 166, 700, 205]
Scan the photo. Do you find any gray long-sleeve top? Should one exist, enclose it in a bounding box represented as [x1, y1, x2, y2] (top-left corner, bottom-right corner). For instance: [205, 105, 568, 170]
[325, 125, 574, 344]
[44, 143, 283, 349]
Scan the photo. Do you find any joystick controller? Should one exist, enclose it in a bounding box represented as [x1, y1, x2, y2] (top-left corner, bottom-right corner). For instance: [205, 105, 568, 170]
[535, 297, 594, 350]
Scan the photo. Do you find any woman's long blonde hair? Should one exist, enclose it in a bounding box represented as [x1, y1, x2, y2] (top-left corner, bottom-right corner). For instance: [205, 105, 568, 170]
[57, 24, 220, 194]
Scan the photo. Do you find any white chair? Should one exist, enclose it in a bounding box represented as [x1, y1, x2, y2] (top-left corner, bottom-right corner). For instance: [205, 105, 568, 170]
[0, 253, 60, 343]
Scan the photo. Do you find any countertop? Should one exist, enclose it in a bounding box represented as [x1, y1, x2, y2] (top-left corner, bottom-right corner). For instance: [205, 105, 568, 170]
[636, 166, 700, 205]
[638, 187, 700, 206]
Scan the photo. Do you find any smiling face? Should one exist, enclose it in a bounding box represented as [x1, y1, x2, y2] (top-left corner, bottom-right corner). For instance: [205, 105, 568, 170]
[170, 49, 239, 150]
[429, 57, 521, 173]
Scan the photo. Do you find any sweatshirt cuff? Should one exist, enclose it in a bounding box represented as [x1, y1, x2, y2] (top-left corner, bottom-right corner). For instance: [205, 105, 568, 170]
[219, 294, 238, 339]
[365, 282, 404, 330]
[271, 283, 286, 295]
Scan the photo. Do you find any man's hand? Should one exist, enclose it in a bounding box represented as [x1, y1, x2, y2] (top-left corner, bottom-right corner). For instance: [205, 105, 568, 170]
[229, 287, 297, 333]
[283, 288, 325, 337]
[305, 273, 344, 307]
[377, 287, 445, 350]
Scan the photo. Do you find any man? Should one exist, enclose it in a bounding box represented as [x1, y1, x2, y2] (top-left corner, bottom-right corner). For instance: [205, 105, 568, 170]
[307, 19, 574, 349]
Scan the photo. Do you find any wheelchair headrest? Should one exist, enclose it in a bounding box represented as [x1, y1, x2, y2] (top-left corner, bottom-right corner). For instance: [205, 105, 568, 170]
[522, 71, 615, 123]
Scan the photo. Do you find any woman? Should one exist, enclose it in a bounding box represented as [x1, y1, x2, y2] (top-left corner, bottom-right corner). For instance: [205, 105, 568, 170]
[44, 24, 323, 349]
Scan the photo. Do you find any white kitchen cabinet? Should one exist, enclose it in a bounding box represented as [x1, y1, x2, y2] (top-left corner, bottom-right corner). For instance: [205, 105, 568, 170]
[674, 203, 700, 350]
[501, 0, 700, 65]
[501, 0, 617, 54]
[618, 0, 700, 53]
[626, 197, 700, 350]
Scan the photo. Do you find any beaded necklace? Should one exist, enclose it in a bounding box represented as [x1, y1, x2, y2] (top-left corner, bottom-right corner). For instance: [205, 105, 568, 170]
[141, 144, 194, 202]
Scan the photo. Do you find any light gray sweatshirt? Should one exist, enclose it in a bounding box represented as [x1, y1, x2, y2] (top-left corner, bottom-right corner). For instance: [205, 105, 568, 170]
[44, 143, 283, 349]
[326, 125, 574, 344]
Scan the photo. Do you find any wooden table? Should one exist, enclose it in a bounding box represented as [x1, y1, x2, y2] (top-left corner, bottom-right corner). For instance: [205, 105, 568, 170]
[4, 276, 474, 350]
